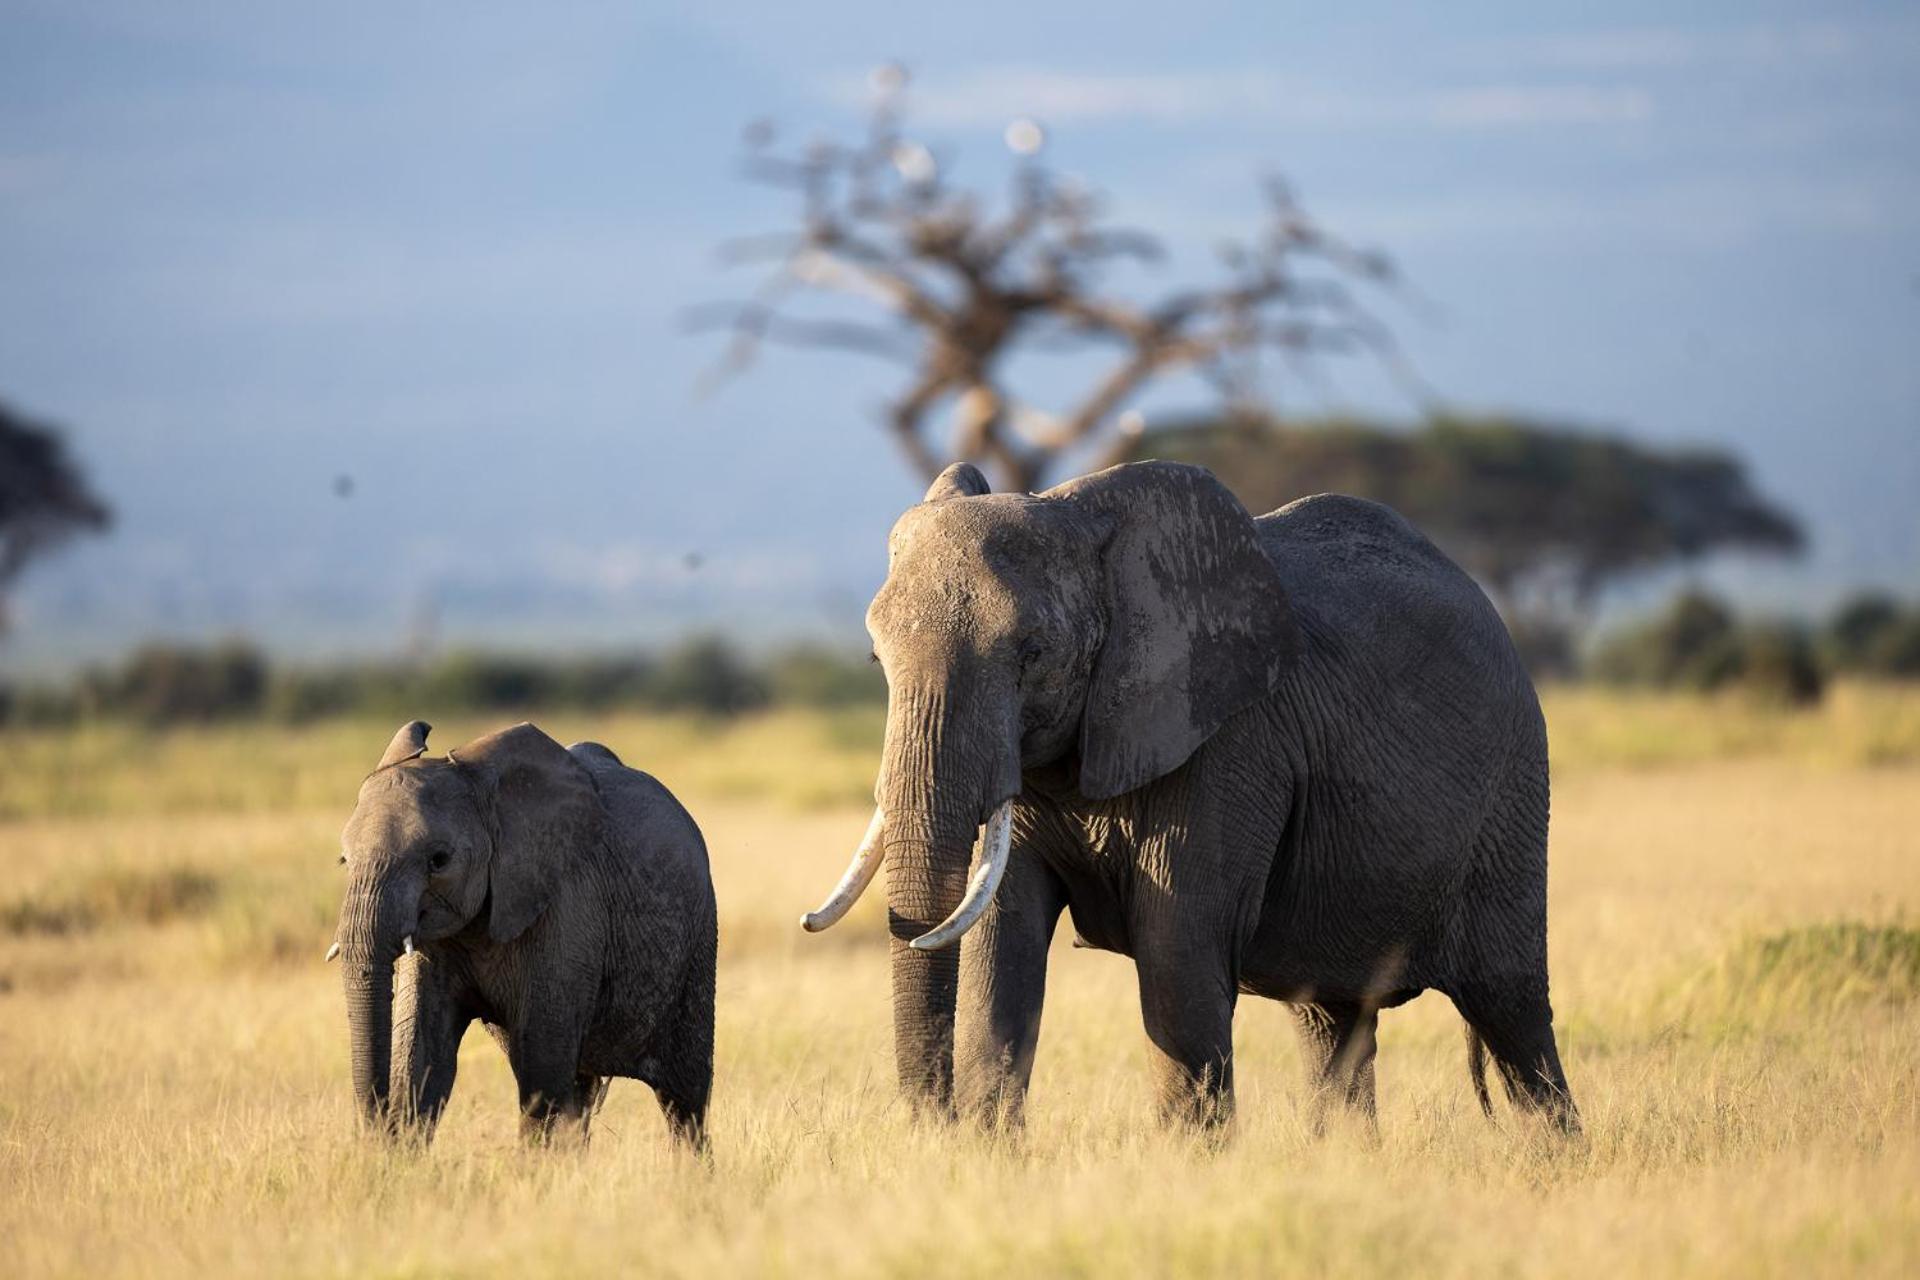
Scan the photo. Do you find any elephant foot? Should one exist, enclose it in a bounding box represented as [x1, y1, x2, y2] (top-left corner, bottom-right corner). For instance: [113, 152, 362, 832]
[1155, 1065, 1237, 1137]
[656, 1091, 710, 1154]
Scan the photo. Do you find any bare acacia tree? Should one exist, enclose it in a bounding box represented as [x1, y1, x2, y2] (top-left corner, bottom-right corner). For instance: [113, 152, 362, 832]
[695, 64, 1420, 492]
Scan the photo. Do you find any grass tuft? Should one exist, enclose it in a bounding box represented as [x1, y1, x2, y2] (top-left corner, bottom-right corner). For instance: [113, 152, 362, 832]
[0, 866, 219, 936]
[1700, 921, 1920, 1018]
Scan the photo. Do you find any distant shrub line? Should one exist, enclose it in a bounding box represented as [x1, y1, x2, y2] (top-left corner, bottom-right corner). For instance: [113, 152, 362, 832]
[3, 590, 1917, 728]
[0, 636, 886, 728]
[1589, 590, 1920, 707]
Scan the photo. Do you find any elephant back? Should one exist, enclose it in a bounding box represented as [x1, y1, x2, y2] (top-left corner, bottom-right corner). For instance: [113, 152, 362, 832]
[1257, 494, 1525, 685]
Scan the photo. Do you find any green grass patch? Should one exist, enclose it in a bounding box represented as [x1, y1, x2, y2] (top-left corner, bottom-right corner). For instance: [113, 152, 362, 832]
[1730, 922, 1920, 1005]
[1675, 921, 1920, 1032]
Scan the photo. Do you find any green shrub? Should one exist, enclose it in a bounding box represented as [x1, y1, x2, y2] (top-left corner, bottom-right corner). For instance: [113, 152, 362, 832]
[10, 635, 892, 728]
[1866, 613, 1920, 676]
[1590, 591, 1738, 689]
[552, 655, 658, 709]
[266, 666, 371, 723]
[1824, 593, 1902, 667]
[1822, 593, 1920, 678]
[419, 651, 557, 710]
[765, 644, 887, 708]
[1589, 592, 1823, 705]
[80, 640, 268, 724]
[1735, 622, 1825, 707]
[642, 635, 768, 714]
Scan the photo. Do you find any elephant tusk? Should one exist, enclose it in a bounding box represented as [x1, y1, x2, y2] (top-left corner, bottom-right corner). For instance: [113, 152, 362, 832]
[324, 941, 341, 963]
[402, 935, 415, 956]
[800, 806, 886, 933]
[909, 799, 1014, 952]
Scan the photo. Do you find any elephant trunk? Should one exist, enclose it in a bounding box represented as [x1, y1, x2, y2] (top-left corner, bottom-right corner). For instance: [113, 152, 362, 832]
[336, 873, 419, 1132]
[875, 683, 1021, 1115]
[884, 833, 971, 1113]
[343, 961, 395, 1131]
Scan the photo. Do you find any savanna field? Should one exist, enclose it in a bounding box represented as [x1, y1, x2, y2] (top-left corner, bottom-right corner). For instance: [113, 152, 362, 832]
[3, 687, 1918, 1278]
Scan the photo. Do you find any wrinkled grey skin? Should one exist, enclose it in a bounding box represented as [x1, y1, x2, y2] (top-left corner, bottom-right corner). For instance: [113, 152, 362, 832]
[864, 459, 1575, 1132]
[333, 721, 715, 1148]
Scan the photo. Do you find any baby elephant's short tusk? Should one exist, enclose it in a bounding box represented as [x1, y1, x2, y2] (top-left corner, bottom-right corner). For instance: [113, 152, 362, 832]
[402, 935, 415, 956]
[910, 799, 1015, 952]
[324, 941, 341, 963]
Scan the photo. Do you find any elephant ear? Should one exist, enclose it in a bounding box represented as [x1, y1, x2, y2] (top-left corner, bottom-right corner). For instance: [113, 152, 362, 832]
[1052, 461, 1299, 800]
[924, 462, 991, 502]
[375, 720, 431, 769]
[451, 722, 602, 943]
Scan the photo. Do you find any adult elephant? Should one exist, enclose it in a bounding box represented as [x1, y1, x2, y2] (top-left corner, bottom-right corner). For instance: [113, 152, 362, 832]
[803, 460, 1576, 1132]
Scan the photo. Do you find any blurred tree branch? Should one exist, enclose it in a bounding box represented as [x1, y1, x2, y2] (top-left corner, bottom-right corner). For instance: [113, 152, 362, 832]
[694, 64, 1422, 492]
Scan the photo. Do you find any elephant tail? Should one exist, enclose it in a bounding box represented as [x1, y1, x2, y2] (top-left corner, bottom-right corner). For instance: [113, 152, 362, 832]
[1465, 1025, 1494, 1118]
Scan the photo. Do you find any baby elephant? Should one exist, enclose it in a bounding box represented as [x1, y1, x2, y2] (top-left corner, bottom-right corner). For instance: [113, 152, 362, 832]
[329, 720, 715, 1148]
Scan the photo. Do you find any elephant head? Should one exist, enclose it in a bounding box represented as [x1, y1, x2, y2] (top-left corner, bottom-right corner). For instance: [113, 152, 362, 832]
[331, 720, 599, 1128]
[803, 460, 1299, 1111]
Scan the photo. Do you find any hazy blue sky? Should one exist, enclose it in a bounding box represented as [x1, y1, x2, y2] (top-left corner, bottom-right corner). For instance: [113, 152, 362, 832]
[3, 1, 1916, 671]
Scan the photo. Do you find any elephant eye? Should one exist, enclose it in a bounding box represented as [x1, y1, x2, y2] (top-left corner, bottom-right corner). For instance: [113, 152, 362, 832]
[336, 852, 347, 867]
[427, 848, 452, 873]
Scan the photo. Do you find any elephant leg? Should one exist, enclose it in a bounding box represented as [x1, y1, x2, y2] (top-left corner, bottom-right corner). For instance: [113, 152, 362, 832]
[391, 951, 469, 1140]
[508, 1009, 589, 1144]
[564, 1074, 609, 1140]
[1449, 773, 1576, 1132]
[654, 1088, 708, 1153]
[953, 850, 1066, 1129]
[1134, 938, 1239, 1129]
[1451, 983, 1578, 1133]
[648, 960, 714, 1152]
[1290, 1000, 1378, 1132]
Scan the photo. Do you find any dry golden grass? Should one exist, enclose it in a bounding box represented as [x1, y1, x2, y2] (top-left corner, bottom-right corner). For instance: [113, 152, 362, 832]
[2, 692, 1918, 1277]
